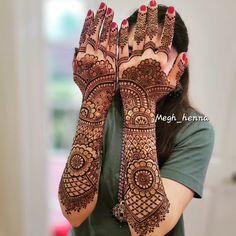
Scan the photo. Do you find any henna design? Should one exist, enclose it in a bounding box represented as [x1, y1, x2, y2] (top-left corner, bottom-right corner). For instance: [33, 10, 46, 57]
[100, 14, 113, 44]
[146, 7, 158, 41]
[159, 14, 175, 55]
[134, 12, 146, 45]
[143, 41, 156, 51]
[119, 27, 128, 53]
[59, 52, 116, 214]
[118, 58, 177, 235]
[79, 14, 93, 52]
[88, 8, 106, 38]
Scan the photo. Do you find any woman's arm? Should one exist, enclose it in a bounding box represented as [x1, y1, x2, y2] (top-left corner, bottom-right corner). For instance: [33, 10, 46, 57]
[118, 1, 189, 235]
[58, 3, 118, 227]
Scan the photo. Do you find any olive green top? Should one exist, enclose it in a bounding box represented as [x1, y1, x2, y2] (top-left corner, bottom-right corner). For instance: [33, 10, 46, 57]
[68, 89, 215, 236]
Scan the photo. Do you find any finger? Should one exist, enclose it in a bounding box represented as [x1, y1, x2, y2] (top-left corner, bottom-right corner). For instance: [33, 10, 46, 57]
[107, 22, 118, 61]
[132, 5, 147, 56]
[167, 52, 188, 86]
[87, 2, 107, 51]
[118, 19, 129, 66]
[98, 7, 114, 54]
[158, 6, 176, 58]
[78, 9, 94, 54]
[144, 0, 158, 51]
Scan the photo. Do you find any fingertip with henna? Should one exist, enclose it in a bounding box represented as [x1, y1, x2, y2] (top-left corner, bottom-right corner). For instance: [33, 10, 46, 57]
[99, 2, 106, 10]
[140, 5, 147, 12]
[168, 6, 175, 14]
[150, 0, 157, 7]
[122, 19, 128, 26]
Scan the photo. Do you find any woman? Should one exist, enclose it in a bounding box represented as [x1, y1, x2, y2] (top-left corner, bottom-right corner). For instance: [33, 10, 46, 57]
[58, 1, 215, 236]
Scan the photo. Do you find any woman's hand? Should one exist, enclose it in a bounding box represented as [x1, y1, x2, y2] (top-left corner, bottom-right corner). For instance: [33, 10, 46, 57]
[73, 2, 118, 120]
[118, 2, 188, 124]
[117, 1, 188, 236]
[58, 3, 118, 227]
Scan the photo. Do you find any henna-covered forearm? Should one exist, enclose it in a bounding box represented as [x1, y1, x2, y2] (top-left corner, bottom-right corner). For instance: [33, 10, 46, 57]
[58, 2, 118, 219]
[117, 2, 187, 235]
[120, 66, 171, 236]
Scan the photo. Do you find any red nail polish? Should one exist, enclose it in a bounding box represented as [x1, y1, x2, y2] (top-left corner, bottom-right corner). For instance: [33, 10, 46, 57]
[168, 6, 175, 14]
[182, 53, 186, 61]
[122, 19, 128, 26]
[87, 10, 92, 17]
[150, 0, 157, 7]
[107, 7, 112, 15]
[140, 5, 147, 12]
[111, 22, 117, 29]
[99, 2, 105, 9]
[185, 57, 188, 64]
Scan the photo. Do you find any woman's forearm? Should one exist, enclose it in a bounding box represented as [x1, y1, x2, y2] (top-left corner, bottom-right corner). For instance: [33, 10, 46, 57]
[58, 98, 109, 226]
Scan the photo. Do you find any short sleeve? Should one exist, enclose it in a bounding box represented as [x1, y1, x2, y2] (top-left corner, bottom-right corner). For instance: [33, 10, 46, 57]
[160, 117, 215, 198]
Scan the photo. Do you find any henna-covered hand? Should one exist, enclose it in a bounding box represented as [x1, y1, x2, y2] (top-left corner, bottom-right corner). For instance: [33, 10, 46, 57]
[58, 2, 118, 221]
[118, 1, 188, 236]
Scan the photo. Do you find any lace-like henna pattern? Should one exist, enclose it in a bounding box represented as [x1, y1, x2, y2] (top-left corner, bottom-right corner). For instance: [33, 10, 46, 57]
[159, 14, 175, 55]
[146, 7, 158, 41]
[134, 12, 146, 45]
[119, 58, 176, 235]
[59, 54, 116, 214]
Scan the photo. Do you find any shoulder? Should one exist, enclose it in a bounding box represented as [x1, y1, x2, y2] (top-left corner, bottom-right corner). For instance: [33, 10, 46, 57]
[160, 108, 215, 198]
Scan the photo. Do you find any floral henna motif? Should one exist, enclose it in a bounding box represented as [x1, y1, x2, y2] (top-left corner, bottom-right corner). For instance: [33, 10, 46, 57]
[118, 59, 176, 235]
[59, 52, 116, 214]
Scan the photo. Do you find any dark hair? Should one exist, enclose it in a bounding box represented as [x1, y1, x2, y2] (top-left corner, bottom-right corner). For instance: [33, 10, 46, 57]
[127, 5, 195, 167]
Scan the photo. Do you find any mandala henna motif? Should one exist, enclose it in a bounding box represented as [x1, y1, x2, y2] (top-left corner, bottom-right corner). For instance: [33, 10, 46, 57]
[118, 59, 177, 235]
[59, 51, 116, 214]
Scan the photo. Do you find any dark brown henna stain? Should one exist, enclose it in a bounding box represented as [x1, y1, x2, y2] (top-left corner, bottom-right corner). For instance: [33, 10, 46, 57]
[119, 26, 128, 53]
[134, 12, 146, 45]
[118, 58, 175, 235]
[146, 7, 158, 41]
[159, 14, 175, 55]
[143, 41, 156, 51]
[59, 54, 116, 215]
[79, 14, 93, 51]
[100, 14, 113, 44]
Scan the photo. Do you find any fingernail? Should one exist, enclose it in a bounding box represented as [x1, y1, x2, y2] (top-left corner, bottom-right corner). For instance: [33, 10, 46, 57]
[122, 19, 128, 26]
[107, 7, 112, 15]
[87, 10, 92, 17]
[111, 22, 117, 29]
[185, 57, 188, 64]
[140, 5, 147, 12]
[182, 53, 188, 63]
[150, 0, 157, 7]
[168, 6, 175, 14]
[99, 2, 106, 10]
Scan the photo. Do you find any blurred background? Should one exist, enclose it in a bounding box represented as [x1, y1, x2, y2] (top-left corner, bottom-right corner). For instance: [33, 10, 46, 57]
[0, 0, 236, 235]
